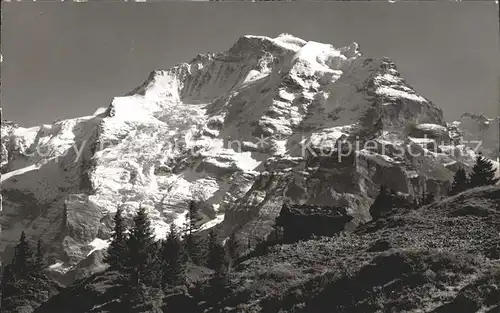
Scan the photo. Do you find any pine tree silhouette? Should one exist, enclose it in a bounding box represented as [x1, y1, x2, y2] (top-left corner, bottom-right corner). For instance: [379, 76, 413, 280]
[188, 201, 202, 232]
[34, 239, 46, 272]
[469, 155, 499, 188]
[450, 167, 469, 195]
[12, 231, 34, 277]
[183, 200, 205, 265]
[126, 206, 161, 287]
[208, 242, 231, 311]
[0, 265, 16, 313]
[128, 282, 164, 313]
[161, 224, 186, 289]
[1, 233, 54, 312]
[195, 234, 208, 267]
[30, 238, 53, 297]
[226, 232, 240, 268]
[104, 208, 128, 270]
[207, 229, 227, 271]
[125, 206, 163, 311]
[61, 204, 68, 233]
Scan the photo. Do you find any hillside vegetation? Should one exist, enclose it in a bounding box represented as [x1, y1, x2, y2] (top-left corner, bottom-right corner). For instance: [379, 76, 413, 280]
[29, 185, 500, 313]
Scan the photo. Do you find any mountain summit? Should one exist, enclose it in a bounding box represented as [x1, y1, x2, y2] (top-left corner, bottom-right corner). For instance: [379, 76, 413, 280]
[0, 34, 496, 278]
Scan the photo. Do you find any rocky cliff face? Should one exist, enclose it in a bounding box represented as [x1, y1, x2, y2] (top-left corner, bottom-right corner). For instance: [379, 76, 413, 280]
[0, 34, 496, 279]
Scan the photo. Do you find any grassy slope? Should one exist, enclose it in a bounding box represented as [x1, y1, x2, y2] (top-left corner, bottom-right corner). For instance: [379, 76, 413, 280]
[221, 185, 500, 312]
[35, 186, 500, 313]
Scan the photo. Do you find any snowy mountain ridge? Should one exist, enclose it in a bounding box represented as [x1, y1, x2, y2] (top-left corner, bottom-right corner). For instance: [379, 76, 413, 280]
[1, 34, 497, 278]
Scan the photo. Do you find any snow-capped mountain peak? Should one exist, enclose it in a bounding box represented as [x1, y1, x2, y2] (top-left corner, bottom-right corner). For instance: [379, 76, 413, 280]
[1, 35, 496, 279]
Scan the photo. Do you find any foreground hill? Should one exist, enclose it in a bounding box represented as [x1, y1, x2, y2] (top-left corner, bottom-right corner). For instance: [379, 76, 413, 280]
[35, 185, 500, 313]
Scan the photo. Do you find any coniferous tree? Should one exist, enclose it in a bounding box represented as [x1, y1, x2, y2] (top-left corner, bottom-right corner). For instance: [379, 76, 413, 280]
[161, 224, 186, 289]
[208, 241, 231, 310]
[126, 206, 160, 286]
[30, 239, 53, 302]
[226, 232, 240, 267]
[469, 155, 499, 188]
[183, 231, 197, 264]
[125, 207, 163, 310]
[104, 208, 128, 270]
[61, 204, 68, 233]
[0, 265, 16, 313]
[12, 231, 34, 278]
[209, 272, 231, 311]
[450, 168, 470, 195]
[183, 200, 205, 265]
[196, 235, 208, 267]
[207, 230, 223, 271]
[209, 232, 229, 274]
[1, 233, 54, 313]
[34, 239, 46, 273]
[129, 282, 163, 313]
[186, 201, 203, 236]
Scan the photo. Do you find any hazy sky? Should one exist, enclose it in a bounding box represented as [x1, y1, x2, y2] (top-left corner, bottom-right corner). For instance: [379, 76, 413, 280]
[1, 2, 499, 126]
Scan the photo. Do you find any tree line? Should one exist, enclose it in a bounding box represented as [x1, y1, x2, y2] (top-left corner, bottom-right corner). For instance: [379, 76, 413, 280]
[0, 233, 56, 313]
[0, 200, 241, 313]
[449, 154, 499, 196]
[103, 200, 235, 312]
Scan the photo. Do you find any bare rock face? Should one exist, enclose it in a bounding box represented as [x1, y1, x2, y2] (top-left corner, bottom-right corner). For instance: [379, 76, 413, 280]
[0, 34, 496, 280]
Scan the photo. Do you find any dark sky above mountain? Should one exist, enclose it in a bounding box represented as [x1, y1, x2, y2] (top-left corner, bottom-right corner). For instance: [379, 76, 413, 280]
[1, 2, 498, 126]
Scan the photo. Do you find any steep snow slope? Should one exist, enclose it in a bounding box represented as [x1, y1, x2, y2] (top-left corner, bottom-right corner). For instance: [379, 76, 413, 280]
[0, 34, 495, 278]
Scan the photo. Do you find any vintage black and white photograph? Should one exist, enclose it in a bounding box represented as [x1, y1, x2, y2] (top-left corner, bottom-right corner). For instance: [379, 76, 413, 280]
[0, 2, 499, 313]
